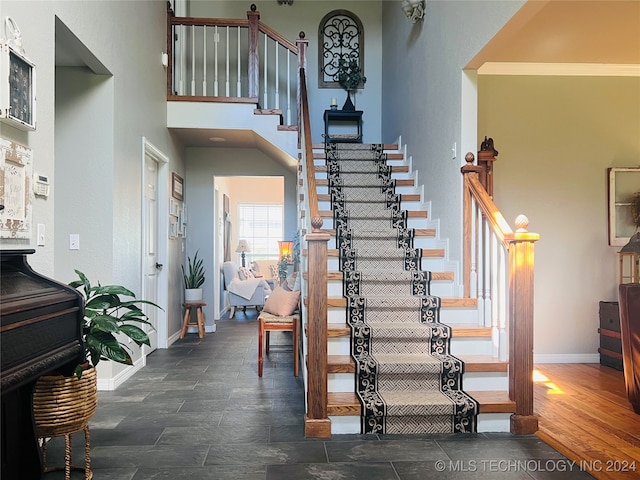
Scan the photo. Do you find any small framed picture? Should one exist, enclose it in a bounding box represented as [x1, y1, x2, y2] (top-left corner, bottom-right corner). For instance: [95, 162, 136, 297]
[172, 172, 183, 201]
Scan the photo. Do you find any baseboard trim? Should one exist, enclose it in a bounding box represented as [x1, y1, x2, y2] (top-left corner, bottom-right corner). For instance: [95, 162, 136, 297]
[534, 353, 599, 364]
[96, 356, 146, 391]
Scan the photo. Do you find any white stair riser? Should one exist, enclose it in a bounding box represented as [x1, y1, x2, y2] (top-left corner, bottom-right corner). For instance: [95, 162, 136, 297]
[328, 334, 494, 357]
[463, 372, 509, 391]
[329, 373, 355, 392]
[325, 279, 455, 298]
[328, 371, 508, 394]
[477, 413, 511, 433]
[325, 306, 478, 325]
[318, 200, 425, 211]
[328, 414, 511, 435]
[319, 217, 430, 230]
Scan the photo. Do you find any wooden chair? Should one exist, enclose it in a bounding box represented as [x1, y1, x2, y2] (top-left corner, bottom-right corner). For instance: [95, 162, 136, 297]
[258, 311, 299, 377]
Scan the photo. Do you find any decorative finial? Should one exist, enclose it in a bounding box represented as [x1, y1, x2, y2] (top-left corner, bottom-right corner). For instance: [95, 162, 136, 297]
[250, 4, 257, 11]
[299, 31, 305, 39]
[465, 152, 475, 165]
[515, 214, 529, 232]
[311, 216, 324, 232]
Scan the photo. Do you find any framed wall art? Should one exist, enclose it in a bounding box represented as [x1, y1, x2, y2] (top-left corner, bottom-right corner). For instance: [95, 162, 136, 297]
[171, 172, 183, 201]
[608, 167, 640, 247]
[0, 137, 33, 239]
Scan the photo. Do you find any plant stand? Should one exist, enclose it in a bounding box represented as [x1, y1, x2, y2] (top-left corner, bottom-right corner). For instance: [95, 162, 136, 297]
[33, 368, 97, 480]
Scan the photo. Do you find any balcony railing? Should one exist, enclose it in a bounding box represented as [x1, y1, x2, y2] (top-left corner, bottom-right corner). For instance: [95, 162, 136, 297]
[167, 4, 302, 127]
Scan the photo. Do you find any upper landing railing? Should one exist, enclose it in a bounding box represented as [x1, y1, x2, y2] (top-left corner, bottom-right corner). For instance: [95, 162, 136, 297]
[166, 3, 304, 127]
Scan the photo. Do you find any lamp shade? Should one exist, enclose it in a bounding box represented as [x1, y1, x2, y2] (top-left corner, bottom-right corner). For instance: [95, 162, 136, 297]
[278, 241, 293, 262]
[235, 240, 251, 253]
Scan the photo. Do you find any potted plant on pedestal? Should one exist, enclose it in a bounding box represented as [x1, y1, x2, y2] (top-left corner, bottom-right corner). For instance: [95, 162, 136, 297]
[33, 269, 161, 477]
[182, 250, 206, 302]
[337, 58, 366, 111]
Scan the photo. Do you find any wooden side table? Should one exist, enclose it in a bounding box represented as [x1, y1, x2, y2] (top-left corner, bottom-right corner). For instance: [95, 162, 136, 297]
[181, 302, 206, 339]
[324, 109, 363, 143]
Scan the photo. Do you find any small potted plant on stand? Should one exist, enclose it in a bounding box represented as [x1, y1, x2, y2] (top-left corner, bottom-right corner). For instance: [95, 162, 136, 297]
[337, 58, 366, 111]
[33, 269, 161, 478]
[182, 249, 205, 302]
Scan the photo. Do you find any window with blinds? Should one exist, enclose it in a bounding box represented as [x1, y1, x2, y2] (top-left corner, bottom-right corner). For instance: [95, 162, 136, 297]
[237, 204, 283, 263]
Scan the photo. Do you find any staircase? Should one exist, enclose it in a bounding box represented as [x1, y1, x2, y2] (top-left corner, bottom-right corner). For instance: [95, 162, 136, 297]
[303, 141, 515, 435]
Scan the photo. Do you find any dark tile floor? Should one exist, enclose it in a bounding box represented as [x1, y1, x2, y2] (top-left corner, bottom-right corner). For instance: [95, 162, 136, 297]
[43, 310, 594, 479]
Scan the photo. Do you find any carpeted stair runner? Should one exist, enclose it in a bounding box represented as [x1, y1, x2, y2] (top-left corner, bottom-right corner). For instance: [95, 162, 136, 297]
[326, 142, 478, 434]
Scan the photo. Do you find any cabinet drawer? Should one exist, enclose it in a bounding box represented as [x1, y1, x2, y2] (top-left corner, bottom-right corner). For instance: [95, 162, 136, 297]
[599, 301, 620, 332]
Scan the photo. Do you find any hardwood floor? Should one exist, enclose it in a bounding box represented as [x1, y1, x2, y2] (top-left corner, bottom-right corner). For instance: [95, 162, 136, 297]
[534, 363, 640, 480]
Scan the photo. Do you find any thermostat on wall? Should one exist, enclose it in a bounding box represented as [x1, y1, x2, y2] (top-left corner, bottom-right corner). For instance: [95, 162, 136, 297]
[33, 172, 49, 197]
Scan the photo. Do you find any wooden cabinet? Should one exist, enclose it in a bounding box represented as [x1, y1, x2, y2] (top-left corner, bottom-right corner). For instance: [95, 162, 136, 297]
[598, 301, 623, 371]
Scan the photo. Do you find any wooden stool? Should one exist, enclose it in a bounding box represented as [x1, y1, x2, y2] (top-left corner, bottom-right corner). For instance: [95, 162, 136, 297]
[180, 302, 206, 339]
[258, 312, 299, 377]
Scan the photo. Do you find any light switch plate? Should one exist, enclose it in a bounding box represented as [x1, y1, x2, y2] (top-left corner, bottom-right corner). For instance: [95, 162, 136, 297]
[69, 234, 80, 250]
[37, 224, 45, 246]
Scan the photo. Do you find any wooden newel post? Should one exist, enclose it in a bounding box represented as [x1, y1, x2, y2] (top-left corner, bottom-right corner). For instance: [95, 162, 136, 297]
[247, 4, 260, 100]
[304, 216, 331, 438]
[478, 136, 498, 197]
[507, 215, 540, 434]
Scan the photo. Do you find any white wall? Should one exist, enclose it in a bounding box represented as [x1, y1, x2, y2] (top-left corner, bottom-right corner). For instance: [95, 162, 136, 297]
[380, 0, 525, 264]
[480, 75, 640, 359]
[1, 0, 187, 385]
[187, 0, 383, 144]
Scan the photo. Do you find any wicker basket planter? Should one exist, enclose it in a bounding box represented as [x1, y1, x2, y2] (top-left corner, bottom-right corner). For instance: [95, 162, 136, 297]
[33, 368, 97, 479]
[33, 368, 97, 437]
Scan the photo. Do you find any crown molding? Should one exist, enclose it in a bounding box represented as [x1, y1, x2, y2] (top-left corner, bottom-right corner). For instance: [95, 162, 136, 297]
[477, 62, 640, 77]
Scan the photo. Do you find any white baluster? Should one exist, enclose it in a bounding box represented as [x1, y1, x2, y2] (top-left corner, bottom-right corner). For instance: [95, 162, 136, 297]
[274, 43, 280, 110]
[213, 26, 219, 96]
[490, 232, 499, 357]
[236, 27, 241, 96]
[263, 35, 268, 108]
[191, 25, 196, 95]
[498, 246, 508, 361]
[202, 26, 207, 96]
[225, 27, 230, 97]
[483, 219, 493, 330]
[178, 25, 184, 95]
[286, 51, 291, 125]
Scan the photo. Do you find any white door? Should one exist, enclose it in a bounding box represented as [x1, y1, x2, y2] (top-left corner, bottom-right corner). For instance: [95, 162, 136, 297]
[143, 154, 159, 352]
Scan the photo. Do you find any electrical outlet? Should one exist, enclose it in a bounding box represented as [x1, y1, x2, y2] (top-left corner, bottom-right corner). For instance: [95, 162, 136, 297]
[69, 234, 80, 250]
[452, 142, 457, 160]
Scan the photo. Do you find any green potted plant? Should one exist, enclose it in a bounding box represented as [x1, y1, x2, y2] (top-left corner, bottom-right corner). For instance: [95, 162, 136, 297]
[182, 249, 205, 302]
[69, 269, 161, 376]
[277, 253, 291, 282]
[337, 58, 366, 111]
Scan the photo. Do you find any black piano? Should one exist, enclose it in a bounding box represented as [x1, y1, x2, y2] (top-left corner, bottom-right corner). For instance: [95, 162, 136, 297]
[1, 249, 85, 480]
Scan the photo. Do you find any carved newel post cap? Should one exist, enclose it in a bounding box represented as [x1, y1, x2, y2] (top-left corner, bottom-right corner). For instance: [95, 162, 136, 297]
[251, 4, 257, 11]
[465, 152, 475, 165]
[299, 31, 305, 39]
[311, 216, 323, 232]
[515, 214, 529, 232]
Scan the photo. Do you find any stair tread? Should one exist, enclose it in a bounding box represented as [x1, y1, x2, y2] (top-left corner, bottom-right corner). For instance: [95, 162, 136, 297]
[316, 210, 427, 218]
[300, 228, 437, 237]
[327, 391, 515, 416]
[327, 354, 507, 373]
[321, 297, 478, 308]
[323, 323, 490, 337]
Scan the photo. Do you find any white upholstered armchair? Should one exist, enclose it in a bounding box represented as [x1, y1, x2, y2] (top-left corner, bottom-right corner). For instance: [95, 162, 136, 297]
[222, 261, 272, 318]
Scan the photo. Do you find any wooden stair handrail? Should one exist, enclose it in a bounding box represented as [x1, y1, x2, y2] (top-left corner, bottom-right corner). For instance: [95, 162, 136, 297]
[298, 66, 330, 438]
[461, 151, 540, 435]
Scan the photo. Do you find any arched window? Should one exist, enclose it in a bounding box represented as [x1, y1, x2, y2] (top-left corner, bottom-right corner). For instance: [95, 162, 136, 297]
[318, 10, 364, 88]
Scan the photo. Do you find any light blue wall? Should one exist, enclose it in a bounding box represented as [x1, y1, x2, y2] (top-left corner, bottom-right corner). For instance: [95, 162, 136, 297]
[380, 0, 525, 263]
